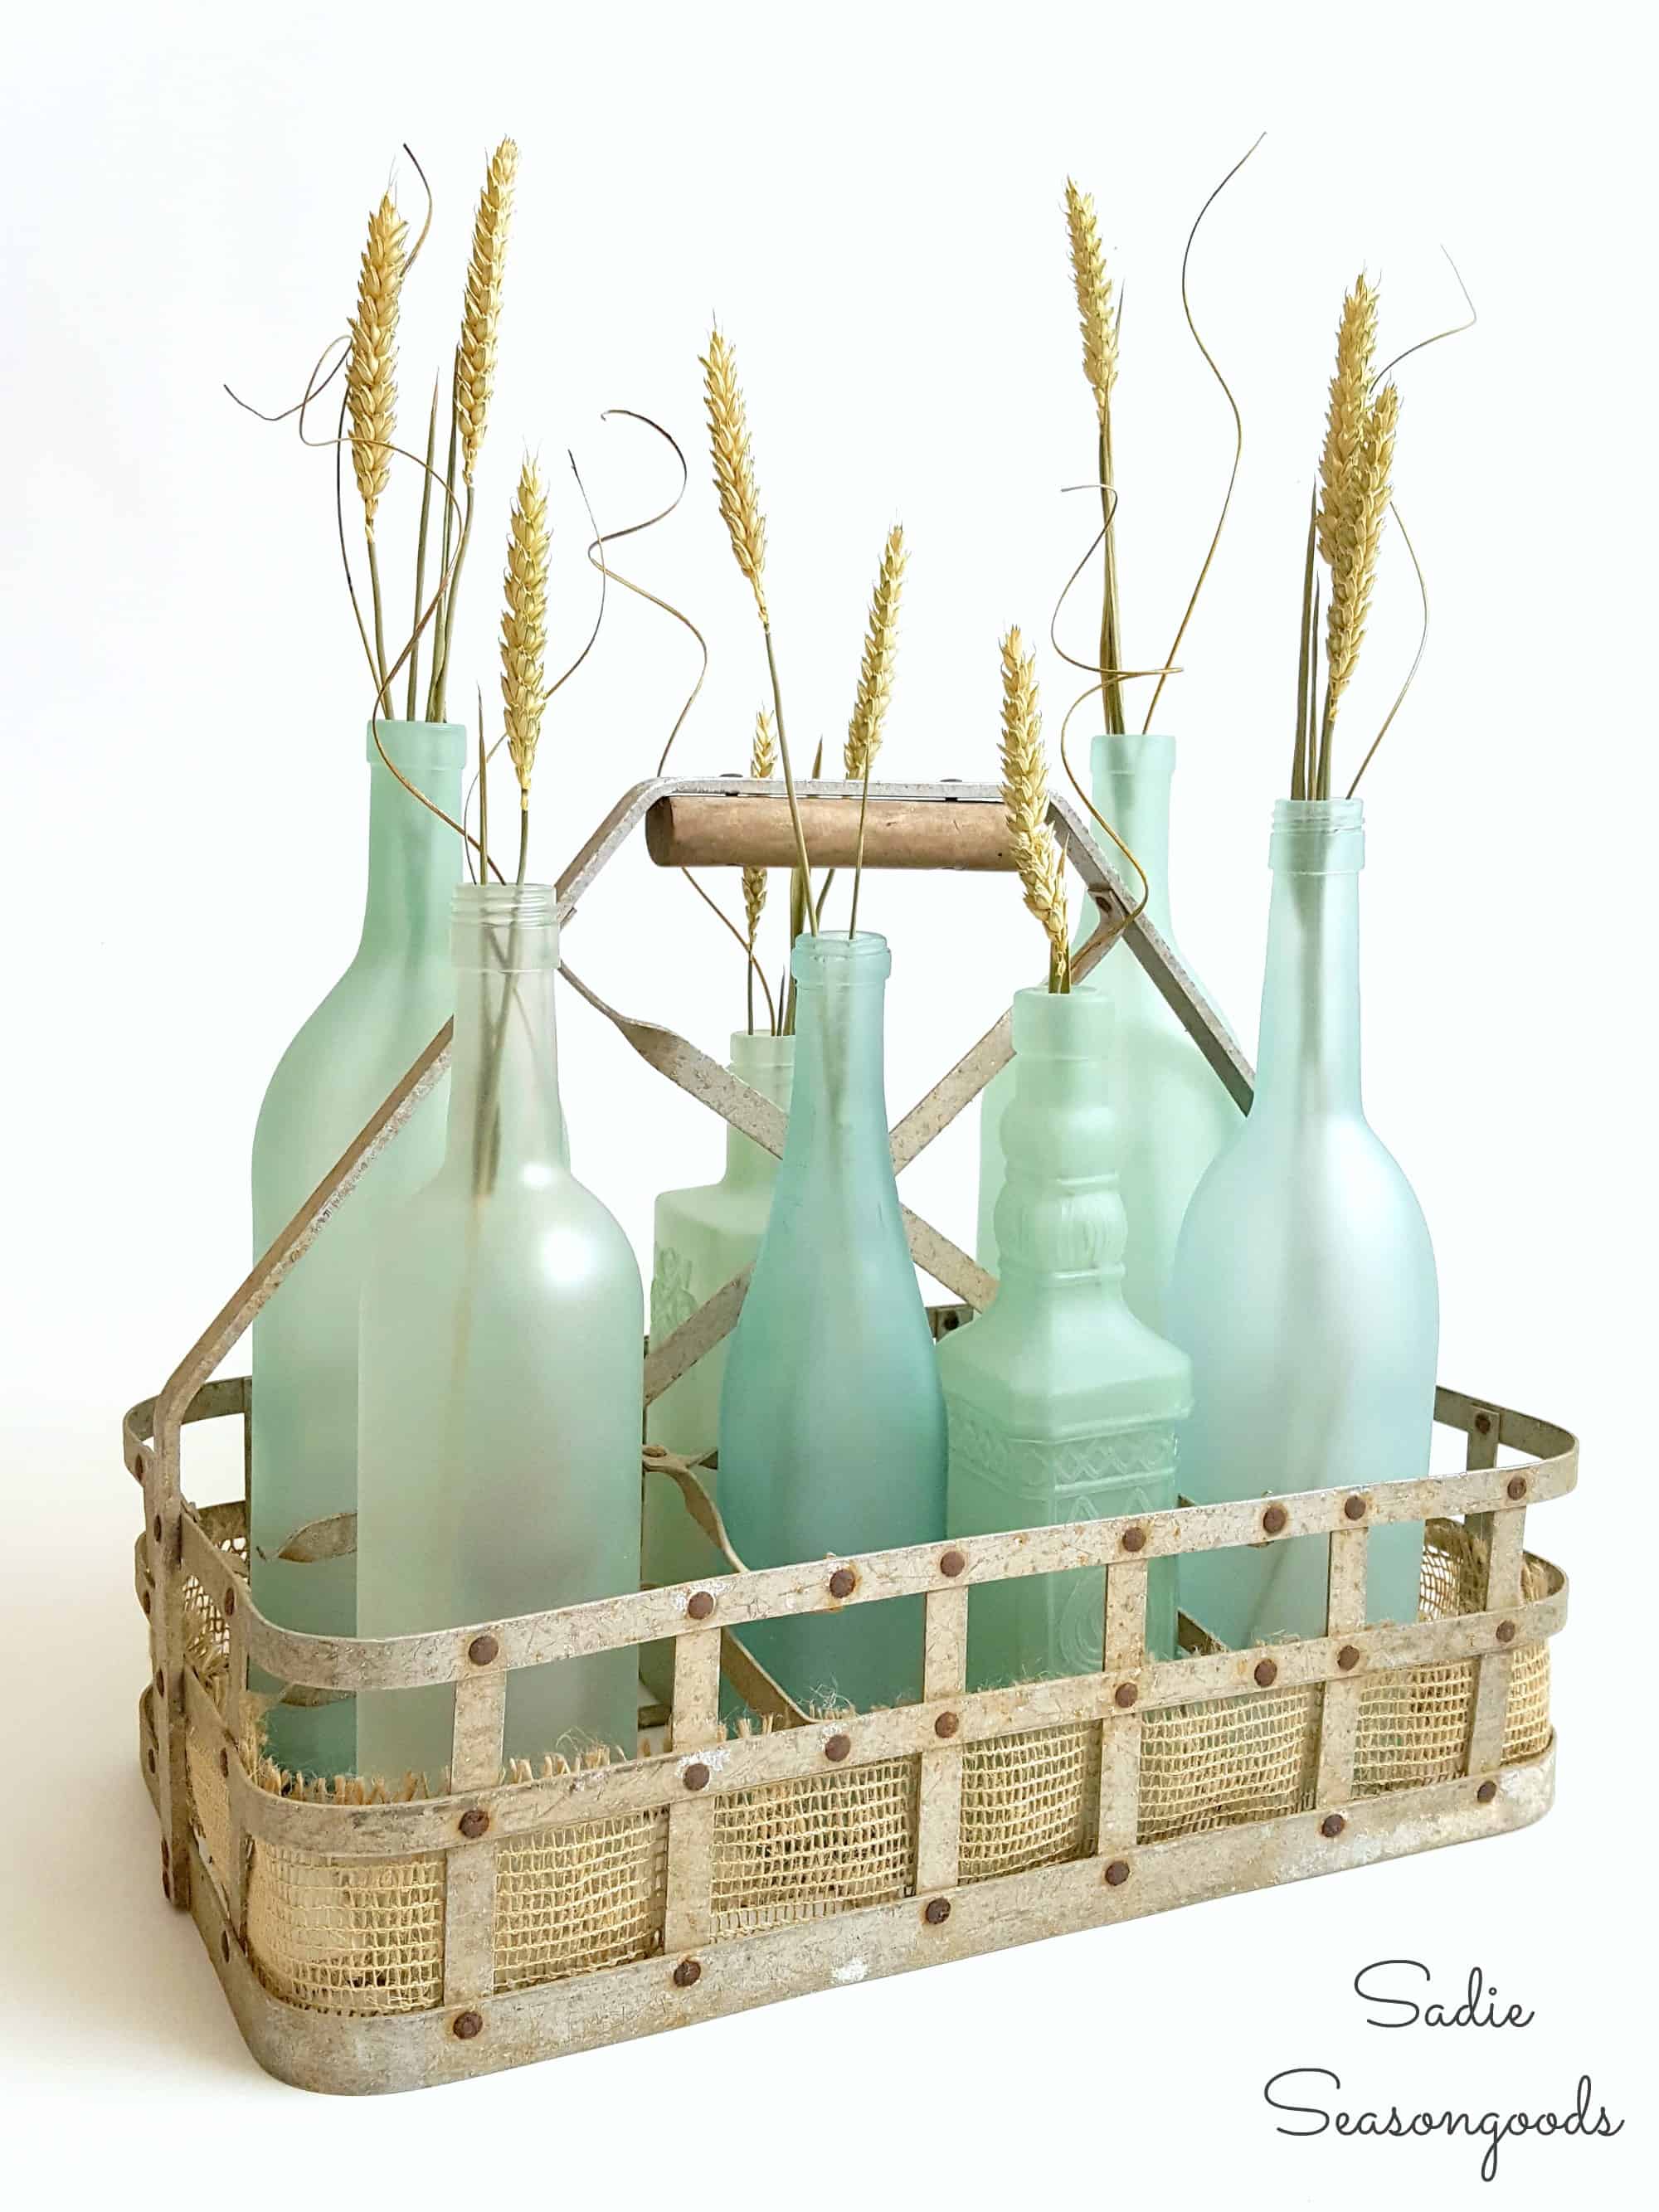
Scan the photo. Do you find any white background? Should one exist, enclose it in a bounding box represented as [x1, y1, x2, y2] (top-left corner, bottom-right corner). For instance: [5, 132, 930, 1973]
[2, 2, 1652, 2203]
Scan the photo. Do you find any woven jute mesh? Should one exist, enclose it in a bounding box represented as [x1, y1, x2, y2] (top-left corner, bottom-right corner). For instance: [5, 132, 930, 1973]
[173, 1511, 1554, 2018]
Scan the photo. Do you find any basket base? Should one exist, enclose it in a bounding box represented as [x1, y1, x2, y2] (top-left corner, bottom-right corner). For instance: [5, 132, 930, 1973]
[141, 1691, 1555, 2096]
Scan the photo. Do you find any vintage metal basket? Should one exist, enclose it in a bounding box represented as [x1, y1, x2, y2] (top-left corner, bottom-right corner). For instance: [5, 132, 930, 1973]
[126, 779, 1575, 2094]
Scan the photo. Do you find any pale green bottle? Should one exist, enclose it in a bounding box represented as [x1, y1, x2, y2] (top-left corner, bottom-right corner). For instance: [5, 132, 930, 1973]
[718, 932, 947, 1712]
[640, 1029, 794, 1707]
[941, 989, 1190, 1683]
[1168, 800, 1437, 1648]
[356, 883, 642, 1784]
[250, 720, 463, 1778]
[978, 733, 1239, 1335]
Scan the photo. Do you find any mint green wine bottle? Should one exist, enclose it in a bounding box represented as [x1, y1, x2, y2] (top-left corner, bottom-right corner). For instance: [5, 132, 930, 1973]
[942, 989, 1190, 1682]
[641, 1029, 794, 1707]
[356, 883, 643, 1784]
[250, 720, 463, 1778]
[978, 733, 1238, 1334]
[1169, 800, 1437, 1647]
[718, 932, 946, 1712]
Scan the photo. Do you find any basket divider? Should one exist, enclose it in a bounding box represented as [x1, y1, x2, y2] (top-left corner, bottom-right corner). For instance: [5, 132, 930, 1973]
[915, 1585, 969, 1896]
[1097, 1559, 1149, 1856]
[223, 1603, 251, 1942]
[1463, 1407, 1526, 1777]
[442, 1650, 508, 2005]
[1316, 1525, 1370, 1806]
[664, 1626, 722, 1956]
[145, 1422, 192, 1913]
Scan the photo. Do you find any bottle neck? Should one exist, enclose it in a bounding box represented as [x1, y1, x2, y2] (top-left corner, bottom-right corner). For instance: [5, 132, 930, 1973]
[1088, 732, 1175, 936]
[784, 934, 893, 1164]
[724, 1033, 795, 1187]
[441, 887, 565, 1188]
[357, 722, 466, 964]
[994, 989, 1130, 1305]
[1253, 801, 1365, 1120]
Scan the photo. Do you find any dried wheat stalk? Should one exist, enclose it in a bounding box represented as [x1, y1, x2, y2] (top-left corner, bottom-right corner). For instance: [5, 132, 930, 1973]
[1324, 378, 1399, 718]
[844, 525, 907, 779]
[1063, 179, 1118, 425]
[345, 192, 408, 538]
[999, 626, 1070, 990]
[1316, 275, 1378, 568]
[501, 456, 551, 814]
[456, 139, 518, 487]
[743, 707, 777, 947]
[702, 326, 769, 621]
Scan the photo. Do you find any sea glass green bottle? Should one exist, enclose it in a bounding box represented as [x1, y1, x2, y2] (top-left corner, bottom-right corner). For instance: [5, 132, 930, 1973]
[978, 733, 1238, 1334]
[941, 989, 1190, 1683]
[356, 883, 643, 1784]
[250, 719, 463, 1778]
[640, 1029, 794, 1707]
[718, 932, 946, 1712]
[1168, 800, 1437, 1648]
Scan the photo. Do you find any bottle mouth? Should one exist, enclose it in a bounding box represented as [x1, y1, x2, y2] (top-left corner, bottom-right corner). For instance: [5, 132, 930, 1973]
[1012, 984, 1114, 1060]
[729, 1028, 796, 1070]
[451, 882, 559, 967]
[791, 929, 892, 984]
[1270, 797, 1365, 873]
[366, 717, 468, 772]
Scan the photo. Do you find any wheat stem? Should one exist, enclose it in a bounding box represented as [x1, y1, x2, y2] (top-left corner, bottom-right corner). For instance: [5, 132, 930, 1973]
[407, 377, 440, 718]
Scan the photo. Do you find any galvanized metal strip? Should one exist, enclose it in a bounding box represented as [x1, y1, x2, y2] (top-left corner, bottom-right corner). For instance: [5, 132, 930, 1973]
[223, 1606, 251, 1941]
[187, 1746, 1557, 2094]
[226, 1458, 1576, 1695]
[147, 1427, 192, 1912]
[915, 1586, 969, 1896]
[1316, 1525, 1370, 1807]
[1097, 1560, 1148, 1853]
[664, 1627, 722, 1956]
[450, 1661, 508, 1793]
[1467, 1495, 1529, 1777]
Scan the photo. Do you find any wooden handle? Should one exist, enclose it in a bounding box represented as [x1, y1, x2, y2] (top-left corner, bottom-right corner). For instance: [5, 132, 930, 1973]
[645, 790, 1016, 872]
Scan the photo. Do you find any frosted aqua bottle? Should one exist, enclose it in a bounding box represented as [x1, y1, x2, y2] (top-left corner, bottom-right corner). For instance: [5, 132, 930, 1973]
[718, 933, 946, 1711]
[978, 733, 1238, 1334]
[640, 1029, 794, 1706]
[1168, 800, 1437, 1648]
[250, 720, 463, 1777]
[941, 989, 1190, 1683]
[356, 884, 643, 1784]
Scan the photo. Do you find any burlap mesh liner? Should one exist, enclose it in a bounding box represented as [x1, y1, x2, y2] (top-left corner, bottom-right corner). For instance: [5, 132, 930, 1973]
[173, 1511, 1554, 2016]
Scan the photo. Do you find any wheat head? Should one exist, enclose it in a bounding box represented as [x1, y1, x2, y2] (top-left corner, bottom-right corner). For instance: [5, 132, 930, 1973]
[1316, 275, 1378, 569]
[999, 626, 1069, 984]
[844, 524, 907, 779]
[742, 707, 777, 944]
[1063, 179, 1118, 427]
[345, 192, 408, 538]
[702, 326, 768, 621]
[1324, 380, 1399, 715]
[500, 456, 551, 800]
[456, 139, 518, 488]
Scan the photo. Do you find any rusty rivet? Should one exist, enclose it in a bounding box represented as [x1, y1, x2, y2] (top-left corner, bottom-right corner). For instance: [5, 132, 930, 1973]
[1254, 1659, 1278, 1688]
[683, 1762, 710, 1792]
[223, 1587, 236, 1616]
[1104, 1859, 1131, 1887]
[221, 1932, 231, 1963]
[1121, 1525, 1147, 1553]
[687, 1590, 715, 1621]
[1496, 1620, 1516, 1645]
[133, 1451, 147, 1483]
[1475, 1411, 1493, 1437]
[1321, 1812, 1346, 1839]
[218, 1748, 229, 1779]
[1262, 1504, 1287, 1536]
[934, 1711, 960, 1739]
[939, 1548, 966, 1578]
[459, 1808, 489, 1840]
[452, 2010, 483, 2041]
[1337, 1645, 1360, 1671]
[140, 1589, 151, 1616]
[1343, 1495, 1367, 1521]
[161, 1841, 169, 1871]
[147, 1748, 156, 1774]
[467, 1633, 499, 1666]
[162, 1877, 171, 1901]
[1507, 1475, 1528, 1501]
[825, 1733, 852, 1763]
[154, 1670, 165, 1699]
[1114, 1682, 1137, 1709]
[923, 1897, 951, 1925]
[672, 1957, 702, 1988]
[828, 1568, 856, 1599]
[153, 1515, 163, 1544]
[1477, 1779, 1498, 1804]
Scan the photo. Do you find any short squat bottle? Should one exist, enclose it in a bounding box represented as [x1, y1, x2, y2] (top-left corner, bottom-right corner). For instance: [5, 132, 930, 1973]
[942, 989, 1190, 1682]
[718, 933, 946, 1712]
[978, 733, 1238, 1336]
[640, 1028, 795, 1706]
[1169, 800, 1438, 1648]
[250, 719, 463, 1777]
[356, 883, 643, 1784]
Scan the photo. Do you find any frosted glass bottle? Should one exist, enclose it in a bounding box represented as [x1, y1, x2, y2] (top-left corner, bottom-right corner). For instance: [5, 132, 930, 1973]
[718, 933, 947, 1712]
[251, 719, 463, 1778]
[640, 1030, 794, 1706]
[978, 733, 1238, 1335]
[1168, 800, 1437, 1648]
[356, 883, 643, 1784]
[941, 990, 1190, 1684]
